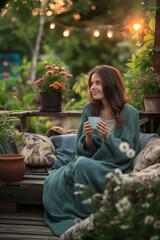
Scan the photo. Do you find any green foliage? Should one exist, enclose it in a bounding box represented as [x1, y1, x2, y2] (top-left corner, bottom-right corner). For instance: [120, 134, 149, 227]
[0, 93, 22, 143]
[63, 73, 88, 110]
[27, 117, 53, 134]
[0, 57, 38, 110]
[125, 10, 156, 109]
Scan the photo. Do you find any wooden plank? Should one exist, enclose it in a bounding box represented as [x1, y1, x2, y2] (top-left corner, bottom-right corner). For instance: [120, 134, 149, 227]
[23, 175, 47, 180]
[0, 179, 45, 186]
[0, 219, 45, 226]
[0, 215, 44, 221]
[0, 224, 51, 234]
[0, 233, 59, 240]
[139, 117, 149, 126]
[0, 110, 82, 118]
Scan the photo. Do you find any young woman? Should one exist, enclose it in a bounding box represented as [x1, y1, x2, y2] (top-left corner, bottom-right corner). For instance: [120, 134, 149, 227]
[43, 65, 140, 236]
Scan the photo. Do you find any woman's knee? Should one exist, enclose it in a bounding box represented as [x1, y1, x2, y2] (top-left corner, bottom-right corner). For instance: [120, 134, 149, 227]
[73, 156, 91, 174]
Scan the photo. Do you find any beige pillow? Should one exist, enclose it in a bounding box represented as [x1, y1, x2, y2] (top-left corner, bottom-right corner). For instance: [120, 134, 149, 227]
[133, 137, 160, 173]
[60, 215, 94, 240]
[122, 163, 160, 188]
[47, 126, 77, 137]
[16, 133, 56, 167]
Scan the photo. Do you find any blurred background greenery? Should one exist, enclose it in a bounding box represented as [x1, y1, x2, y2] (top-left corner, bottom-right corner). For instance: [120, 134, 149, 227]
[0, 0, 159, 133]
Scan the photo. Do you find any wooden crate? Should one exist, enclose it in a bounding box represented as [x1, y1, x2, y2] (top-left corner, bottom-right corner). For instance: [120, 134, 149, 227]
[0, 167, 48, 205]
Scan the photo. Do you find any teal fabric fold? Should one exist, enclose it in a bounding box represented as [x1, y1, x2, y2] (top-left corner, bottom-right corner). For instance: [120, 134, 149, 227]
[43, 103, 140, 236]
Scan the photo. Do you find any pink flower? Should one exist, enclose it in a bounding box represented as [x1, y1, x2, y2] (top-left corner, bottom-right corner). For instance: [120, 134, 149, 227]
[59, 71, 68, 75]
[60, 82, 66, 90]
[46, 71, 53, 76]
[151, 67, 154, 72]
[45, 65, 53, 69]
[3, 72, 9, 78]
[3, 61, 8, 66]
[137, 83, 140, 87]
[133, 92, 137, 96]
[66, 73, 73, 78]
[157, 77, 160, 82]
[34, 78, 45, 84]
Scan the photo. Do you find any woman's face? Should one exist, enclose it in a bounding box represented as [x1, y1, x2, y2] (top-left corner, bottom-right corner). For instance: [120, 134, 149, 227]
[90, 73, 105, 101]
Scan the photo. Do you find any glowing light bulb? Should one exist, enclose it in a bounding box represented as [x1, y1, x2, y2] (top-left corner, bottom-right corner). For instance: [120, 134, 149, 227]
[107, 31, 113, 38]
[93, 30, 100, 37]
[63, 29, 70, 37]
[133, 23, 141, 31]
[50, 23, 55, 29]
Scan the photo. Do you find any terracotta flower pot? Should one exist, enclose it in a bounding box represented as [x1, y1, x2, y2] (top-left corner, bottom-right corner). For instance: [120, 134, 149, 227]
[0, 154, 26, 182]
[40, 92, 62, 112]
[143, 93, 160, 113]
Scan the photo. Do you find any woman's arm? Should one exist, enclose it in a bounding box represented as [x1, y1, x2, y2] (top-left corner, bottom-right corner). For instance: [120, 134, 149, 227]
[83, 121, 93, 150]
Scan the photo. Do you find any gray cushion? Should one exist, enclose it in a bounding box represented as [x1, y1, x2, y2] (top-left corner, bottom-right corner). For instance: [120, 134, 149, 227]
[139, 132, 159, 150]
[50, 134, 77, 169]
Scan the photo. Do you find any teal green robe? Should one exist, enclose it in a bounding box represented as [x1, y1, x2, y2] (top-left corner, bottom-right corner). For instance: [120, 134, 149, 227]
[43, 103, 140, 236]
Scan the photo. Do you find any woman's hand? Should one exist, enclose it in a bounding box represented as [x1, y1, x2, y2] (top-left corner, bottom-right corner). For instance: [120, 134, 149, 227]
[97, 121, 109, 139]
[84, 121, 93, 150]
[84, 121, 93, 137]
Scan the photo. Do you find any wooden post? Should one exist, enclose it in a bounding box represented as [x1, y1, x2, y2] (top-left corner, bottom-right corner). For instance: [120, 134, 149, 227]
[153, 0, 160, 73]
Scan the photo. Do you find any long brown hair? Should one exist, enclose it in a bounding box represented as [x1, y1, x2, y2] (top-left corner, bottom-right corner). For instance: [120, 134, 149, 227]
[88, 65, 128, 128]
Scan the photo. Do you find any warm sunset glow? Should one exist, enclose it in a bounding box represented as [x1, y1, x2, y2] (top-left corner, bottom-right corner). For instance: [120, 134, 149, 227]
[63, 29, 70, 37]
[133, 23, 141, 31]
[93, 30, 100, 37]
[107, 31, 113, 38]
[50, 23, 55, 29]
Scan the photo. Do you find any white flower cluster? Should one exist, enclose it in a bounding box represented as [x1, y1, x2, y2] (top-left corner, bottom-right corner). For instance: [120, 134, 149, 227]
[119, 141, 135, 158]
[115, 196, 131, 215]
[106, 169, 123, 186]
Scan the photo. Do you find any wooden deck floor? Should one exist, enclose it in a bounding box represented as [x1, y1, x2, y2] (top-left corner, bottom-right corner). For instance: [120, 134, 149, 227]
[0, 204, 59, 240]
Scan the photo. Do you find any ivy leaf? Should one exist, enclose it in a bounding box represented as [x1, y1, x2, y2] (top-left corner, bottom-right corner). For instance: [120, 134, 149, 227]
[149, 19, 155, 31]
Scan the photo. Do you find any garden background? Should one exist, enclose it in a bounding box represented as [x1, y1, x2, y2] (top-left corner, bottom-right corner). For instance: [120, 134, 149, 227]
[0, 0, 159, 134]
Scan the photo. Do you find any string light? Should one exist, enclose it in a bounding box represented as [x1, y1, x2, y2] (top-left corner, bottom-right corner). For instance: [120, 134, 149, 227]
[93, 30, 100, 37]
[133, 23, 141, 31]
[63, 29, 70, 37]
[50, 22, 55, 29]
[107, 30, 113, 38]
[49, 19, 144, 38]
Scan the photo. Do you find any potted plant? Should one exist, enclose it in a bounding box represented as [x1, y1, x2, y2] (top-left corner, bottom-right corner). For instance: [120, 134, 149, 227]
[0, 97, 26, 182]
[34, 61, 73, 112]
[128, 67, 160, 113]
